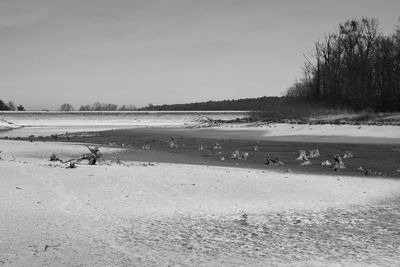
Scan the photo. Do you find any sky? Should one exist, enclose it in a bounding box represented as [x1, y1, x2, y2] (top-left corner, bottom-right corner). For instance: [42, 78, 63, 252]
[0, 0, 399, 110]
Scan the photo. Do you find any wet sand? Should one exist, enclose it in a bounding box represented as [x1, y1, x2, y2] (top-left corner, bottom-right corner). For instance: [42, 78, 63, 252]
[31, 127, 400, 178]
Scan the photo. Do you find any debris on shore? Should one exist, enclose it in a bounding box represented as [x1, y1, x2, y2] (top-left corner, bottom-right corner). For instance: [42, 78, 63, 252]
[48, 145, 102, 168]
[321, 160, 332, 166]
[307, 149, 320, 159]
[265, 154, 284, 165]
[230, 150, 249, 160]
[342, 151, 354, 159]
[333, 154, 345, 171]
[167, 138, 178, 149]
[296, 150, 308, 161]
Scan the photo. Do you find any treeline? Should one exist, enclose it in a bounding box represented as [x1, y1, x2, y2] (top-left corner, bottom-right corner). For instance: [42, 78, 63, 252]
[138, 97, 281, 111]
[137, 96, 339, 119]
[0, 99, 25, 111]
[286, 17, 400, 111]
[59, 102, 137, 111]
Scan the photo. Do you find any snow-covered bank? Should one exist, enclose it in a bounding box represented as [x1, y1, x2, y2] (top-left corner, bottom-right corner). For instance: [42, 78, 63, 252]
[0, 119, 21, 131]
[0, 111, 248, 127]
[1, 140, 400, 265]
[0, 111, 248, 137]
[218, 122, 400, 141]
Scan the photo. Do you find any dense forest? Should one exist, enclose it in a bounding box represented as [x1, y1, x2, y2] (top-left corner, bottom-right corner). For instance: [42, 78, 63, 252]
[56, 102, 138, 111]
[286, 17, 400, 111]
[138, 97, 282, 111]
[138, 96, 335, 119]
[78, 102, 137, 111]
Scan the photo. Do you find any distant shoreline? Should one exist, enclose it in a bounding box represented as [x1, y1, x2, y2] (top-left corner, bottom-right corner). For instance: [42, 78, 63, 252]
[0, 110, 252, 115]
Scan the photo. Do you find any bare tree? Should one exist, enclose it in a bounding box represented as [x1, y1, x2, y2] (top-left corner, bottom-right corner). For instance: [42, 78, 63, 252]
[286, 17, 400, 112]
[59, 103, 75, 112]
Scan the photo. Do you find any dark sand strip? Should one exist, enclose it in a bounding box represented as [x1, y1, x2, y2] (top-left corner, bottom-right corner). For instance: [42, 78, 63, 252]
[29, 127, 400, 178]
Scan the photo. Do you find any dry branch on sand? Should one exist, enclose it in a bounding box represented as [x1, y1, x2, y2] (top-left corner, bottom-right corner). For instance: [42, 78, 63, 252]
[79, 145, 101, 165]
[66, 162, 77, 169]
[188, 116, 223, 128]
[49, 153, 60, 162]
[49, 145, 102, 167]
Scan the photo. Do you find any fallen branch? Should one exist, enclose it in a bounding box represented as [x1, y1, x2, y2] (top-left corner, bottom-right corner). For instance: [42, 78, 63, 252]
[265, 154, 284, 165]
[167, 138, 178, 149]
[333, 154, 345, 171]
[307, 149, 320, 159]
[342, 151, 353, 159]
[230, 150, 249, 160]
[49, 145, 103, 167]
[296, 150, 308, 161]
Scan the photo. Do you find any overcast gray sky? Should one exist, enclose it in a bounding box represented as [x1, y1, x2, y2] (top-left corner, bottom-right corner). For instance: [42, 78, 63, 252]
[1, 0, 399, 110]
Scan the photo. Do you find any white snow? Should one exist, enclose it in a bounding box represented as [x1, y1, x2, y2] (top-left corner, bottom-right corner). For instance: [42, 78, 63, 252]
[1, 140, 400, 265]
[0, 119, 21, 131]
[219, 122, 400, 139]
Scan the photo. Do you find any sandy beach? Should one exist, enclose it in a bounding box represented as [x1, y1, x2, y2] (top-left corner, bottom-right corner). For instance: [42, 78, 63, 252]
[1, 138, 400, 266]
[2, 1, 400, 265]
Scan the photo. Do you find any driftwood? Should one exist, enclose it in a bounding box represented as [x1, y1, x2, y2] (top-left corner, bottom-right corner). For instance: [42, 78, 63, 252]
[66, 162, 77, 169]
[51, 145, 102, 167]
[49, 153, 60, 162]
[342, 151, 353, 159]
[296, 150, 308, 161]
[142, 144, 150, 150]
[300, 160, 311, 166]
[230, 150, 249, 160]
[321, 160, 332, 166]
[209, 150, 222, 157]
[188, 116, 222, 128]
[167, 138, 178, 149]
[213, 143, 222, 150]
[79, 145, 101, 165]
[308, 149, 320, 159]
[264, 154, 284, 165]
[209, 151, 225, 161]
[333, 154, 345, 171]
